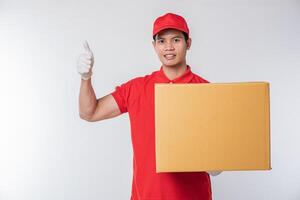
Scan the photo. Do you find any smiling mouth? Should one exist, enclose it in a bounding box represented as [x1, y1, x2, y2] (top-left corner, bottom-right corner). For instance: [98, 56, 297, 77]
[164, 54, 176, 60]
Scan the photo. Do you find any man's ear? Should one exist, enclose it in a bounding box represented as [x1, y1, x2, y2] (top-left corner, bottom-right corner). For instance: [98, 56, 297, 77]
[152, 40, 158, 54]
[152, 40, 156, 48]
[187, 38, 192, 50]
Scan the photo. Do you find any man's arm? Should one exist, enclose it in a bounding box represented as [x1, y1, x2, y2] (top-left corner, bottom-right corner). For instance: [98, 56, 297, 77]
[77, 40, 121, 122]
[79, 78, 121, 122]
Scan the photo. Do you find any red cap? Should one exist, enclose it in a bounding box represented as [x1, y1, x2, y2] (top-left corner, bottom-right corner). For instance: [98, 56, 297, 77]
[152, 13, 189, 37]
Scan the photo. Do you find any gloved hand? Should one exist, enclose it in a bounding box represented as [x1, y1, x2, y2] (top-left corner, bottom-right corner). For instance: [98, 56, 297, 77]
[77, 40, 94, 80]
[207, 171, 223, 176]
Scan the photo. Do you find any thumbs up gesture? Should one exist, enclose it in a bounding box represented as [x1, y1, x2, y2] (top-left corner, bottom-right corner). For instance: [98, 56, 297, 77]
[77, 40, 94, 80]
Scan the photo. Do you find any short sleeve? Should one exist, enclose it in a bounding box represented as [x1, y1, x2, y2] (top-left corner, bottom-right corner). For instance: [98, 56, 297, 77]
[111, 80, 133, 114]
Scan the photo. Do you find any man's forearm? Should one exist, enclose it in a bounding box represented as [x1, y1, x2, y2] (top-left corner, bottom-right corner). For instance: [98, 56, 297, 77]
[79, 78, 97, 119]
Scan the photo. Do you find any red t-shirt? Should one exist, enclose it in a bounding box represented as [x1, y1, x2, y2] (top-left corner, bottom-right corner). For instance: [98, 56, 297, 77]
[111, 65, 212, 200]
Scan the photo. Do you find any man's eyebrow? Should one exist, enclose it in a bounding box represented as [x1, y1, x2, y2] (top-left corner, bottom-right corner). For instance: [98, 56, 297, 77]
[156, 35, 183, 40]
[172, 35, 184, 38]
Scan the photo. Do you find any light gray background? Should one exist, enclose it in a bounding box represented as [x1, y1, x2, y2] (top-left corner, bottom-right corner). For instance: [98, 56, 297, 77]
[0, 0, 299, 199]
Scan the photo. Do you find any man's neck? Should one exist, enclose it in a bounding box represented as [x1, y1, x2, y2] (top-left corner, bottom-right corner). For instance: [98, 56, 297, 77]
[162, 63, 188, 81]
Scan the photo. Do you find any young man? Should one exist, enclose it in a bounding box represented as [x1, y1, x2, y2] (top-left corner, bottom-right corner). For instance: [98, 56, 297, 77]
[77, 13, 221, 200]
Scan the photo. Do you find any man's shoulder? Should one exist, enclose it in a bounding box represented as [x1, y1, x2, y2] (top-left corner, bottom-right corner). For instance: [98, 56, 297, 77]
[114, 71, 155, 95]
[192, 72, 210, 83]
[126, 69, 158, 84]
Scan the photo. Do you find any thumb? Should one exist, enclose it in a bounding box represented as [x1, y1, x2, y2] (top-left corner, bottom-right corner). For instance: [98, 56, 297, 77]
[83, 40, 92, 53]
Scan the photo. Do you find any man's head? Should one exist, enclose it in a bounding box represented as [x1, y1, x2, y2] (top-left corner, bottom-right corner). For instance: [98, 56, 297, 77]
[152, 13, 191, 68]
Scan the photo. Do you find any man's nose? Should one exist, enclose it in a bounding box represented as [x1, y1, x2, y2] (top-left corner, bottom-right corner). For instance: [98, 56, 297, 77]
[164, 41, 174, 50]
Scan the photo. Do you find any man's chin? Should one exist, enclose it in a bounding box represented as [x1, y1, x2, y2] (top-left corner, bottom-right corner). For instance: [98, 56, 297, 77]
[162, 61, 182, 68]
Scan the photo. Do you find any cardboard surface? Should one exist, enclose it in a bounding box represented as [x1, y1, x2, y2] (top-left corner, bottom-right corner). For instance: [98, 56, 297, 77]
[155, 82, 271, 172]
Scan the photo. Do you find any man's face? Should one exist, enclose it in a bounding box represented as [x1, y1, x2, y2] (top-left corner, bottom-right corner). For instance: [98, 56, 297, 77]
[152, 29, 191, 68]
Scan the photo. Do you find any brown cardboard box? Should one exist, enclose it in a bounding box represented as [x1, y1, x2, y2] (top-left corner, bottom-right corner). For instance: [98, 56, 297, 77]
[154, 82, 271, 172]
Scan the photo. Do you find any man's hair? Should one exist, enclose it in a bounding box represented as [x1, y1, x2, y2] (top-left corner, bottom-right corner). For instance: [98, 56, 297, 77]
[153, 31, 189, 43]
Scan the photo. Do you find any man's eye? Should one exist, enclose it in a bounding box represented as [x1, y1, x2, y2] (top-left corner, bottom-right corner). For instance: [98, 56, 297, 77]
[158, 40, 164, 44]
[174, 38, 180, 42]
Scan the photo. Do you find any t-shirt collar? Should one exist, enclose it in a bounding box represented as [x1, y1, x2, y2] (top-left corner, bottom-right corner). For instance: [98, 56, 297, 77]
[155, 65, 194, 83]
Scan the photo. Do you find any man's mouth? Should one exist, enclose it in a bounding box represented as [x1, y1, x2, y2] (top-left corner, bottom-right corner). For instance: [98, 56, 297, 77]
[164, 54, 176, 60]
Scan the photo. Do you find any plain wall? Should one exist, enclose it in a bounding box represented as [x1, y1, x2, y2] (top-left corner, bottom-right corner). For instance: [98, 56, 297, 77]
[0, 0, 299, 199]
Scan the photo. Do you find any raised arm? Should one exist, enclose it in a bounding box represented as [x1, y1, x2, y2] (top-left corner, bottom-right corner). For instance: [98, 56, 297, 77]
[77, 41, 121, 122]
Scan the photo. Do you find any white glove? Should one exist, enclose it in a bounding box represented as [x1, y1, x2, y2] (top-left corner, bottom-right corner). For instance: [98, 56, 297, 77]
[208, 171, 223, 176]
[77, 40, 94, 80]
